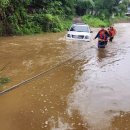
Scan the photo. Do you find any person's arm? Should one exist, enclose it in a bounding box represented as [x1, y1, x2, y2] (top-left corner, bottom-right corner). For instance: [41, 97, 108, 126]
[95, 32, 99, 39]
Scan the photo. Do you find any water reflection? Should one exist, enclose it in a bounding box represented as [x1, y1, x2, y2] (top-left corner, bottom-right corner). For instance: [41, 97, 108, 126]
[67, 23, 130, 130]
[97, 48, 107, 62]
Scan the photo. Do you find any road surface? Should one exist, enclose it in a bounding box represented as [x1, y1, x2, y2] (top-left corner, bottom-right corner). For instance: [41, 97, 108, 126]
[0, 23, 130, 130]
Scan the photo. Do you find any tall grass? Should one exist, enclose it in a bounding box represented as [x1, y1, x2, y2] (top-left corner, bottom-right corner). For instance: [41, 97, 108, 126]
[82, 15, 110, 27]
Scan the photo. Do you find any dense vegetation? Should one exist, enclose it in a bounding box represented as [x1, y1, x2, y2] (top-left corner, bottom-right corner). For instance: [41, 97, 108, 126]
[0, 0, 130, 35]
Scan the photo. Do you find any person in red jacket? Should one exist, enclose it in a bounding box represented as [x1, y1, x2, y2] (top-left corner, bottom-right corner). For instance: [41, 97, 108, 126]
[108, 26, 116, 42]
[95, 25, 109, 48]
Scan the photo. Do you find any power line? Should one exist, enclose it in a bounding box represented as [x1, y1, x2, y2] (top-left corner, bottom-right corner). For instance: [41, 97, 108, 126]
[0, 47, 89, 96]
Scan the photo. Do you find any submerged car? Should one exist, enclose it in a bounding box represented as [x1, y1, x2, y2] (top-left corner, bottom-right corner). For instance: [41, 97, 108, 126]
[66, 23, 92, 42]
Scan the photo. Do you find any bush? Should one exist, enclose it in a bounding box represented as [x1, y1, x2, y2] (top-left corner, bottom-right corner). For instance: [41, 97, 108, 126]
[1, 9, 73, 36]
[33, 13, 71, 32]
[62, 19, 72, 30]
[7, 14, 42, 35]
[82, 15, 110, 27]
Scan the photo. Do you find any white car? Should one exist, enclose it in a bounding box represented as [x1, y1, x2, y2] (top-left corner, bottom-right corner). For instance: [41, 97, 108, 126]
[66, 23, 92, 42]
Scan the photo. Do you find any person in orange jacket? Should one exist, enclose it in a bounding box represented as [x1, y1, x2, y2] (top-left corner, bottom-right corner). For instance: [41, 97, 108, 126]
[95, 25, 109, 48]
[108, 26, 116, 42]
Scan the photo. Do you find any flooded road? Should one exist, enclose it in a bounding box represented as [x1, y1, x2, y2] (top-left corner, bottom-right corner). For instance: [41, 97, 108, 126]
[0, 23, 130, 130]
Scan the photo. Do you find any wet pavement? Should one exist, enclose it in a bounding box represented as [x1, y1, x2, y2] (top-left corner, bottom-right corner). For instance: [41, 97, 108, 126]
[0, 23, 130, 130]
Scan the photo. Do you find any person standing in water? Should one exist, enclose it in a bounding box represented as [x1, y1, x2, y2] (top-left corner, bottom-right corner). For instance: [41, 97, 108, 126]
[108, 25, 116, 42]
[95, 25, 109, 48]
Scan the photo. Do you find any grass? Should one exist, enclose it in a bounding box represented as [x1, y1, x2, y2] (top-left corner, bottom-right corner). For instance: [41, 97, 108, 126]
[110, 16, 130, 23]
[0, 76, 10, 88]
[82, 15, 110, 27]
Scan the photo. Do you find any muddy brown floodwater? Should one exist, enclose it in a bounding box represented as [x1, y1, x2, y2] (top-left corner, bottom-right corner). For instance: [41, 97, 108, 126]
[0, 23, 130, 130]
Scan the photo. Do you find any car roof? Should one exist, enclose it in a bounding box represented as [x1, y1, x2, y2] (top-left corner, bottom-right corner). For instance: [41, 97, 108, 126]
[72, 23, 89, 26]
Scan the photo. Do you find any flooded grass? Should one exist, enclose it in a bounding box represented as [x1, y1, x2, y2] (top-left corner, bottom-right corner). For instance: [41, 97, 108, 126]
[0, 63, 11, 90]
[0, 76, 10, 86]
[0, 76, 10, 92]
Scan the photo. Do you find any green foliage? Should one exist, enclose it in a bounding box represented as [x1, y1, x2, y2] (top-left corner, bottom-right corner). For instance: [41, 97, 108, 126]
[0, 0, 10, 8]
[76, 0, 95, 15]
[33, 14, 63, 32]
[0, 0, 130, 35]
[7, 13, 42, 35]
[45, 1, 64, 16]
[62, 20, 72, 30]
[76, 0, 130, 18]
[0, 0, 75, 35]
[82, 15, 110, 27]
[0, 76, 10, 87]
[15, 23, 42, 35]
[43, 14, 63, 32]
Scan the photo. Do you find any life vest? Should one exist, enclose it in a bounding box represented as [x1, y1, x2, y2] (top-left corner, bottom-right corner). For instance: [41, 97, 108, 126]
[98, 30, 108, 41]
[109, 27, 116, 37]
[108, 29, 112, 36]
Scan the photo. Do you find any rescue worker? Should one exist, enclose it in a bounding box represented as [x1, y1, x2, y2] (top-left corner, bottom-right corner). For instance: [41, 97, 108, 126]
[108, 25, 116, 42]
[95, 25, 109, 48]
